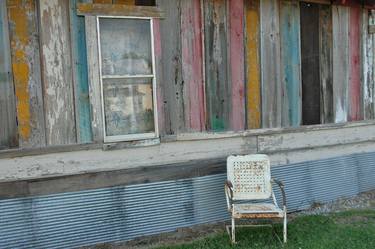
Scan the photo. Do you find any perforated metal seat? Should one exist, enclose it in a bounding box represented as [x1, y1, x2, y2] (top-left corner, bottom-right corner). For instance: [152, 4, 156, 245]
[225, 154, 287, 244]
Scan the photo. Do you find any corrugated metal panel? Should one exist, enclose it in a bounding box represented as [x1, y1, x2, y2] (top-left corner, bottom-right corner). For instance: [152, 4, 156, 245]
[0, 152, 374, 248]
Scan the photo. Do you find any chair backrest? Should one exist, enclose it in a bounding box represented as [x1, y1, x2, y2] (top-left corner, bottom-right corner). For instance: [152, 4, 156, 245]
[227, 154, 272, 200]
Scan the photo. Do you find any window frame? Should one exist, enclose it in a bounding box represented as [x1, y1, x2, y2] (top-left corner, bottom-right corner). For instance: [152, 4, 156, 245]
[96, 16, 159, 143]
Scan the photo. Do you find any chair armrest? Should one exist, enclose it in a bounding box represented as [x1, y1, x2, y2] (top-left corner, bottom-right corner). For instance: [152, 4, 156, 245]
[272, 178, 286, 207]
[224, 180, 233, 212]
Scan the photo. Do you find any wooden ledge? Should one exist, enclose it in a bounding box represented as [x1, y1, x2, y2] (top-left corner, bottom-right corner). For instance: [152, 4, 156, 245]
[77, 3, 164, 18]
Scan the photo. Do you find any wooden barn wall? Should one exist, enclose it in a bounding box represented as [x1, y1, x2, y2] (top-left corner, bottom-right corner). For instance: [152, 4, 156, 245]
[1, 0, 375, 152]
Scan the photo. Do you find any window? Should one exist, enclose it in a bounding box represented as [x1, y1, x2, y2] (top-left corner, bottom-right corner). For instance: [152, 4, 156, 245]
[97, 17, 158, 143]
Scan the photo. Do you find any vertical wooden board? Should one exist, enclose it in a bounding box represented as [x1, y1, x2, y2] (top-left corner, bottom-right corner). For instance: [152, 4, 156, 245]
[0, 1, 17, 148]
[114, 0, 135, 4]
[153, 19, 165, 136]
[181, 0, 205, 131]
[332, 5, 349, 123]
[245, 0, 261, 129]
[85, 16, 103, 142]
[348, 5, 362, 121]
[7, 0, 46, 148]
[156, 0, 183, 134]
[70, 0, 93, 143]
[93, 0, 112, 3]
[319, 4, 334, 124]
[363, 10, 375, 120]
[280, 0, 302, 127]
[229, 0, 245, 131]
[39, 0, 76, 145]
[260, 0, 282, 128]
[300, 2, 321, 125]
[204, 0, 230, 131]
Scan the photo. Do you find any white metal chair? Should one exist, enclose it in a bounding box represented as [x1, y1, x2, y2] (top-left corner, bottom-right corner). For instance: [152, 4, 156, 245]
[224, 154, 287, 244]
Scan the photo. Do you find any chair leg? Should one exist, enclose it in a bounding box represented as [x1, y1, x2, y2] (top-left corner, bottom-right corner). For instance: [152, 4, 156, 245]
[283, 213, 287, 243]
[231, 217, 236, 244]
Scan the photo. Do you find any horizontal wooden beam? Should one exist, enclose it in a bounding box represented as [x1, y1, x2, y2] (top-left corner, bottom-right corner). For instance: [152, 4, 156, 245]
[77, 3, 164, 17]
[0, 158, 226, 199]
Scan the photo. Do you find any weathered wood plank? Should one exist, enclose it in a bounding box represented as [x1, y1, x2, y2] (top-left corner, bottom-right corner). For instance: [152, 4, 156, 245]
[93, 0, 112, 3]
[85, 16, 104, 142]
[135, 0, 155, 5]
[332, 5, 349, 123]
[300, 2, 321, 125]
[70, 0, 93, 143]
[204, 0, 229, 131]
[258, 123, 375, 153]
[77, 3, 164, 18]
[39, 0, 76, 145]
[152, 19, 166, 136]
[229, 0, 245, 131]
[0, 1, 17, 149]
[280, 0, 302, 127]
[319, 4, 334, 123]
[113, 0, 135, 4]
[181, 0, 205, 131]
[348, 4, 362, 121]
[260, 0, 282, 128]
[7, 0, 46, 148]
[363, 10, 375, 120]
[245, 0, 261, 129]
[157, 0, 183, 134]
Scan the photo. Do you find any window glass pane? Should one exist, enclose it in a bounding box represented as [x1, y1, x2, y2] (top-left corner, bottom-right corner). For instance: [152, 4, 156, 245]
[99, 18, 152, 76]
[103, 78, 155, 136]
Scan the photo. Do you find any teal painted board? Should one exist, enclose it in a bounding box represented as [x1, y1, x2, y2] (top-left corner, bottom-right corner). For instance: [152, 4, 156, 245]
[70, 0, 93, 143]
[280, 0, 302, 127]
[204, 0, 230, 131]
[0, 1, 17, 148]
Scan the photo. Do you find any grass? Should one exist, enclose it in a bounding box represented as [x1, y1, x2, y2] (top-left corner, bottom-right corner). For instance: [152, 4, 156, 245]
[155, 210, 375, 249]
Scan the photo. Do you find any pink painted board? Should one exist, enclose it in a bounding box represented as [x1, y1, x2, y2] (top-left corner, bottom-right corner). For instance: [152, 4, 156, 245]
[229, 0, 245, 131]
[153, 19, 165, 135]
[181, 0, 205, 131]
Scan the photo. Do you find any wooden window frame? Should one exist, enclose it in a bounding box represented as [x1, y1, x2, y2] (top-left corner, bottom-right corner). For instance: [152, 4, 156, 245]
[96, 16, 159, 143]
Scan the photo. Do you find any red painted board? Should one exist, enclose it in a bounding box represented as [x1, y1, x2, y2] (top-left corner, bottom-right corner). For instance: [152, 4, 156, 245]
[181, 0, 205, 131]
[348, 5, 362, 121]
[229, 0, 245, 131]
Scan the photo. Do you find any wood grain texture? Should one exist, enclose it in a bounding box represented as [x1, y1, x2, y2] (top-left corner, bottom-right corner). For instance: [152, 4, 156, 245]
[260, 0, 282, 128]
[77, 3, 164, 17]
[70, 0, 93, 143]
[301, 2, 321, 125]
[332, 5, 349, 123]
[245, 0, 261, 129]
[113, 0, 135, 4]
[280, 0, 302, 127]
[363, 10, 375, 120]
[319, 4, 334, 123]
[157, 0, 183, 134]
[348, 4, 362, 121]
[93, 0, 112, 3]
[229, 0, 245, 131]
[152, 19, 166, 136]
[85, 16, 104, 142]
[0, 1, 17, 148]
[39, 0, 76, 145]
[7, 0, 46, 148]
[204, 0, 229, 131]
[181, 0, 205, 131]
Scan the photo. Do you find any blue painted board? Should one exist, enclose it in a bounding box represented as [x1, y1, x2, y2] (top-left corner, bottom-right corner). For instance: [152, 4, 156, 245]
[280, 0, 302, 127]
[70, 0, 93, 143]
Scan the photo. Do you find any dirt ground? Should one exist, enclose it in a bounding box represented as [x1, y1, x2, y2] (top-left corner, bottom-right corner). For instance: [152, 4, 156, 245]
[82, 190, 375, 249]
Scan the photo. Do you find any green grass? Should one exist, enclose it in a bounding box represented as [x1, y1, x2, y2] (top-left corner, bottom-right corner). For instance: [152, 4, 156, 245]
[156, 210, 375, 249]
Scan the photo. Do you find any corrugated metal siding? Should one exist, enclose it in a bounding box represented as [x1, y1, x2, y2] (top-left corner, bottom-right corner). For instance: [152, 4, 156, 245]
[0, 152, 374, 248]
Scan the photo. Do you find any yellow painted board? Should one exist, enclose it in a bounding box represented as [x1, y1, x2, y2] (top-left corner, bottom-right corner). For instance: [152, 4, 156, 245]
[245, 0, 261, 129]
